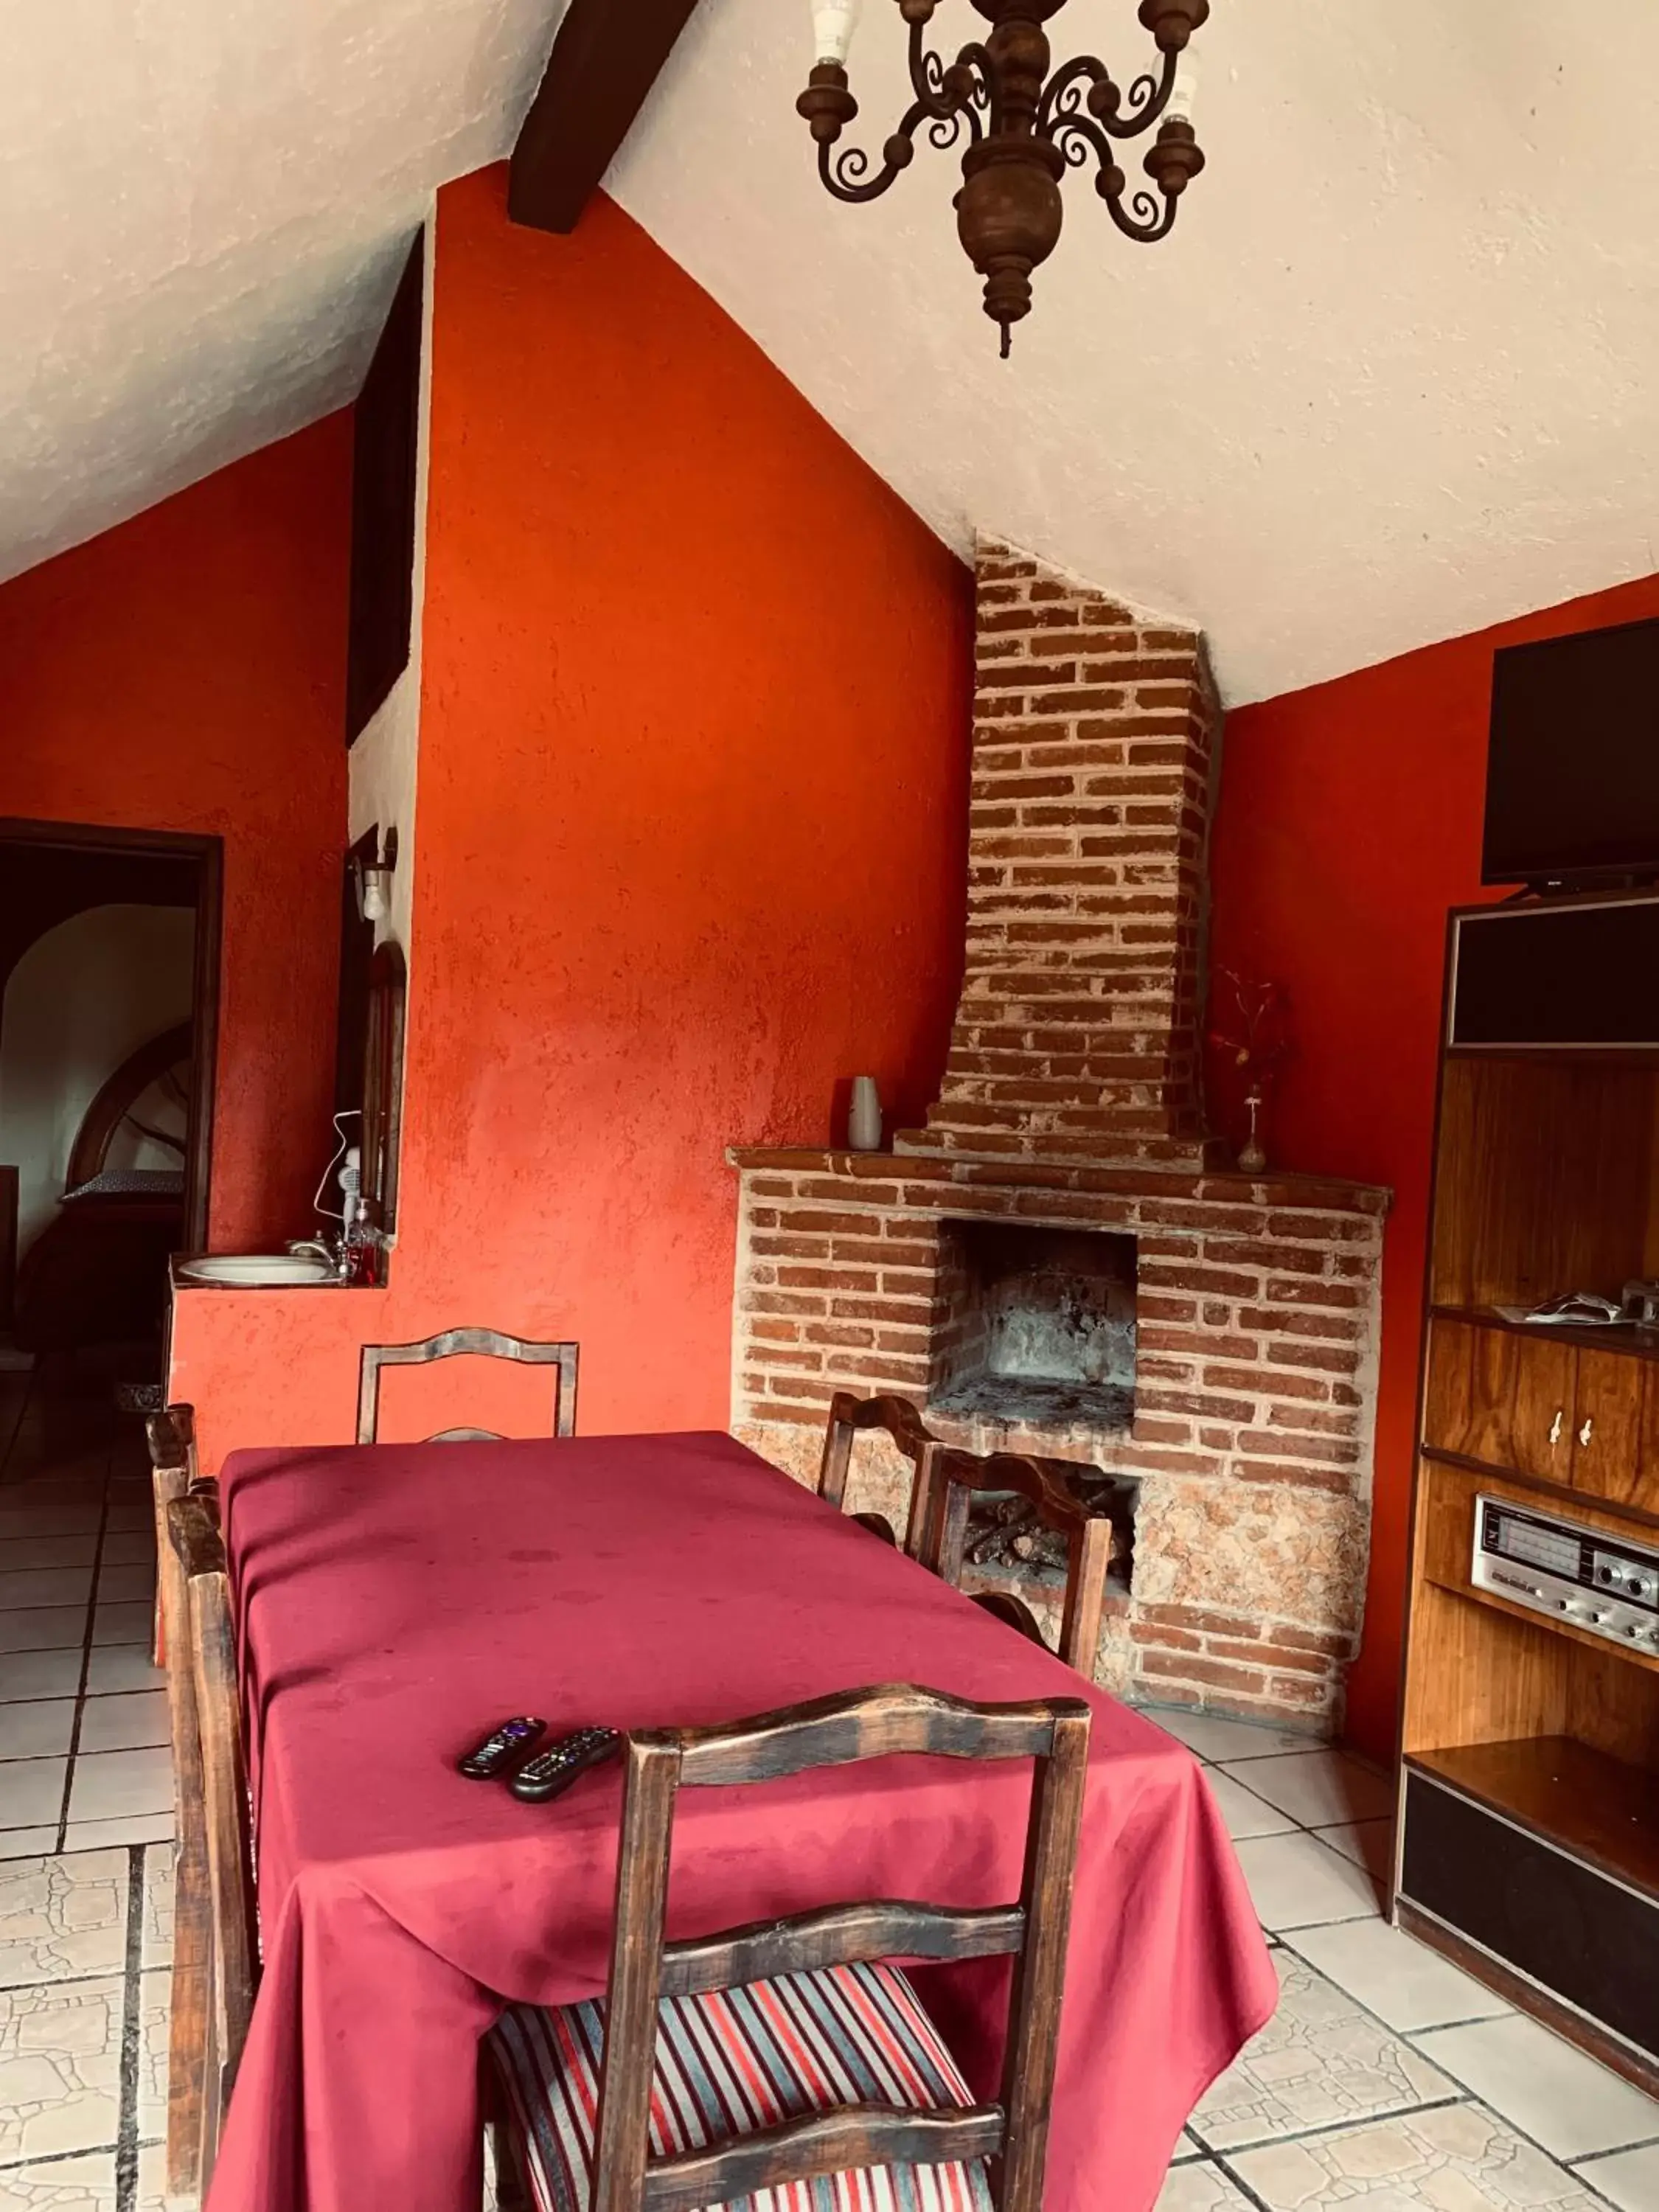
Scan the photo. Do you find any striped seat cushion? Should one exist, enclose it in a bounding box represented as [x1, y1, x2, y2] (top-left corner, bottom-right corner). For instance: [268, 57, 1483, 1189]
[487, 1958, 995, 2212]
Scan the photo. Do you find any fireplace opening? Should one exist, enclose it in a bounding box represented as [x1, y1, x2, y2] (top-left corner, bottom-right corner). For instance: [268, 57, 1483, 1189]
[961, 1467, 1139, 1599]
[928, 1219, 1137, 1433]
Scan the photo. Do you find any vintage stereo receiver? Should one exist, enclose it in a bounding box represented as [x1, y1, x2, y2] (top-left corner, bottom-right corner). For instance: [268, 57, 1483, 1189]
[1473, 1493, 1659, 1653]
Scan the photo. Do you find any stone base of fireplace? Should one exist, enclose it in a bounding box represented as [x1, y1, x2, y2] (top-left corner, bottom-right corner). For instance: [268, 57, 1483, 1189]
[728, 1146, 1388, 1731]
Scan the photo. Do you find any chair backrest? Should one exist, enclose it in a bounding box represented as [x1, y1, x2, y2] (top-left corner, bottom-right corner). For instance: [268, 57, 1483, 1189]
[167, 1495, 258, 2194]
[924, 1450, 1113, 1680]
[147, 1405, 215, 2208]
[355, 1329, 579, 1444]
[147, 1403, 195, 1667]
[817, 1392, 942, 1555]
[588, 1681, 1091, 2212]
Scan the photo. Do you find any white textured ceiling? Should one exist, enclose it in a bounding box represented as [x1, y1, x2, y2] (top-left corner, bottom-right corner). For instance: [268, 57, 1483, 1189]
[608, 0, 1659, 700]
[9, 0, 1659, 703]
[0, 0, 557, 586]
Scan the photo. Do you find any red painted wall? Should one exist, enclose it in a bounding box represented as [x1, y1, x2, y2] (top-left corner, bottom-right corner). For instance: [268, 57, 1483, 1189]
[1209, 571, 1659, 1759]
[0, 419, 352, 1249]
[171, 170, 972, 1460]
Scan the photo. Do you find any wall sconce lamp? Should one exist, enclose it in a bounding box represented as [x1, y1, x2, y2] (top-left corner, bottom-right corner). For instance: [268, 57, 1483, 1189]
[354, 828, 399, 925]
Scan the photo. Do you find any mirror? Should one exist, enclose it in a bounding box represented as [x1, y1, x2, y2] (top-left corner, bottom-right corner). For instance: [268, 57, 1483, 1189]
[360, 942, 406, 1277]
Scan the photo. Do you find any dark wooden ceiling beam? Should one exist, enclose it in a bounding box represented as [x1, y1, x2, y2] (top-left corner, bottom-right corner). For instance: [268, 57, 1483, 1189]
[509, 0, 703, 235]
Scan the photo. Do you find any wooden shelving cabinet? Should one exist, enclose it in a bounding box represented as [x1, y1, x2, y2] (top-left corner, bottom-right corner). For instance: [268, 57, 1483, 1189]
[1397, 896, 1659, 2096]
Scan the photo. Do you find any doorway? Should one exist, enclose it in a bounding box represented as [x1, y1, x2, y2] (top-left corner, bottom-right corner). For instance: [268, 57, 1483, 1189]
[0, 819, 223, 1475]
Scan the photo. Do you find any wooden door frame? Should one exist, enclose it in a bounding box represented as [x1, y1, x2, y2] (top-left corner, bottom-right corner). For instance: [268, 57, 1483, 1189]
[0, 817, 223, 1251]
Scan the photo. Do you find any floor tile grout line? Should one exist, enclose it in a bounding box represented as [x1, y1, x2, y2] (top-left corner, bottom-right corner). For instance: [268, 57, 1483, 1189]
[1220, 2097, 1652, 2212]
[0, 2140, 122, 2176]
[1214, 1911, 1659, 2187]
[1181, 1933, 1464, 2171]
[1397, 2029, 1659, 2160]
[54, 1447, 114, 1853]
[0, 1966, 144, 1996]
[1206, 2146, 1280, 2212]
[1203, 2008, 1658, 2205]
[0, 1738, 169, 1776]
[1570, 2129, 1659, 2166]
[1196, 2093, 1470, 2160]
[1212, 1779, 1393, 1836]
[1271, 1929, 1513, 2039]
[114, 1840, 145, 2212]
[1169, 1713, 1655, 2204]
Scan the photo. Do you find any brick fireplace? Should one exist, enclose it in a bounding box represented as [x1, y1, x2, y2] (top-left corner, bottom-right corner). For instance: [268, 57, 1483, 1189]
[728, 540, 1388, 1728]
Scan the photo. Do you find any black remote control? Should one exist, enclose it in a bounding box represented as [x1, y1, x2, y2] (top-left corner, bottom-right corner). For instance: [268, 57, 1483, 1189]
[508, 1726, 622, 1804]
[457, 1717, 546, 1779]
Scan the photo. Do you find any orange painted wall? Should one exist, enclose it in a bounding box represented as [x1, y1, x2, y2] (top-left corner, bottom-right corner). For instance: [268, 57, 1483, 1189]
[0, 417, 352, 1250]
[171, 170, 973, 1461]
[1208, 570, 1659, 1760]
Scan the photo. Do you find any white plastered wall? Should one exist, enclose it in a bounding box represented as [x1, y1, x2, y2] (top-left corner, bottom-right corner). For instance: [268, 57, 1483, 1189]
[0, 905, 195, 1256]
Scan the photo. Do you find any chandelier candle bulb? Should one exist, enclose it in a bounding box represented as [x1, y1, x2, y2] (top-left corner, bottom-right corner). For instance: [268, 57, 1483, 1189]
[811, 0, 863, 65]
[1166, 48, 1199, 124]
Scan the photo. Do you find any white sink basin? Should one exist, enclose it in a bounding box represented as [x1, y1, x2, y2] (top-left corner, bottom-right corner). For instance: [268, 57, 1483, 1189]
[176, 1254, 336, 1287]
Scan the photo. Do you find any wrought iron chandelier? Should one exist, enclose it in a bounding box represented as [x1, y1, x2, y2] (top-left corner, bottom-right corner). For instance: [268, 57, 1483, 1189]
[797, 0, 1210, 355]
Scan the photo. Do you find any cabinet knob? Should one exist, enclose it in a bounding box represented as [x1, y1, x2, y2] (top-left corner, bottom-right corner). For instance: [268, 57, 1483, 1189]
[1579, 1417, 1594, 1448]
[1548, 1410, 1563, 1446]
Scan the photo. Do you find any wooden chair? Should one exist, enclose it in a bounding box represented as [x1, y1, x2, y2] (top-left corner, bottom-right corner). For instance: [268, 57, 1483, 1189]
[147, 1403, 196, 1666]
[485, 1681, 1091, 2212]
[923, 1449, 1113, 1680]
[356, 1329, 580, 1444]
[817, 1392, 942, 1554]
[147, 1405, 221, 2211]
[167, 1495, 258, 2198]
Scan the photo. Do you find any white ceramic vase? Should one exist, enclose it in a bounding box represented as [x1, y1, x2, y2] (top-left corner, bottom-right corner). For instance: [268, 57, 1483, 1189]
[848, 1076, 883, 1152]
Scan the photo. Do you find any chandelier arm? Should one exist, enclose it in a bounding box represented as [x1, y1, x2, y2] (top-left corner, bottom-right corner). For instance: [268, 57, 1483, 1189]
[1113, 49, 1178, 137]
[818, 91, 975, 202]
[1037, 56, 1110, 135]
[1039, 47, 1177, 142]
[953, 41, 999, 134]
[1101, 180, 1179, 243]
[905, 15, 956, 114]
[902, 24, 992, 140]
[1048, 108, 1116, 179]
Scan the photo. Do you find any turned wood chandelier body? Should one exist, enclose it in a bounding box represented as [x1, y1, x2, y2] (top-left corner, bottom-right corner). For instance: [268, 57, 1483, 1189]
[798, 0, 1210, 354]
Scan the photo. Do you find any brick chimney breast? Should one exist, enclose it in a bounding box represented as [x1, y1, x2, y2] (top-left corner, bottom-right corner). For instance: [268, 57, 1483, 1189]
[897, 537, 1218, 1169]
[726, 532, 1391, 1734]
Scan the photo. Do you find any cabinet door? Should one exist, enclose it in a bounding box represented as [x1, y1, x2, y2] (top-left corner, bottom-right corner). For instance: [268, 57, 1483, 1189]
[1423, 1320, 1476, 1455]
[1573, 1349, 1656, 1512]
[1508, 1337, 1576, 1484]
[1462, 1326, 1521, 1469]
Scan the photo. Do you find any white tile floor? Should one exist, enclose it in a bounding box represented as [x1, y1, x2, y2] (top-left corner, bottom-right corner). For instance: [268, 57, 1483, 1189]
[0, 1436, 171, 2210]
[1147, 1706, 1659, 2212]
[4, 1436, 1657, 2212]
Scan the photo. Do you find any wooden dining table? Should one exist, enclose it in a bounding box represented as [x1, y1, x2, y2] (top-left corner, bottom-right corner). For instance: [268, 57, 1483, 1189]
[206, 1429, 1276, 2212]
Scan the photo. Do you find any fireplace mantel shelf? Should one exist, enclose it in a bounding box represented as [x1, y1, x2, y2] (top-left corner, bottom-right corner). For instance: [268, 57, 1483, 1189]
[726, 1145, 1391, 1219]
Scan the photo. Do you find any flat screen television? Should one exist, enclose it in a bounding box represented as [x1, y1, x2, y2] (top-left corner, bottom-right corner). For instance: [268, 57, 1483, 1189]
[1482, 614, 1659, 886]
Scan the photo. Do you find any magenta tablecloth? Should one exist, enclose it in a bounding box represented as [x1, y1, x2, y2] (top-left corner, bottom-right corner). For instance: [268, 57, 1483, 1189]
[206, 1431, 1273, 2212]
